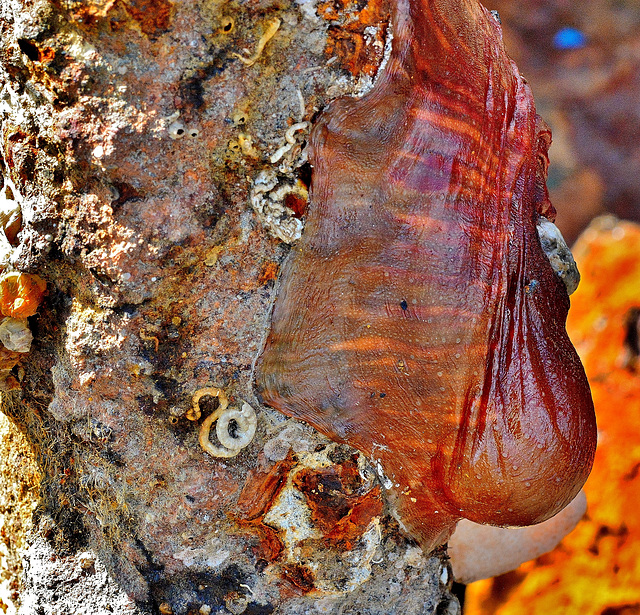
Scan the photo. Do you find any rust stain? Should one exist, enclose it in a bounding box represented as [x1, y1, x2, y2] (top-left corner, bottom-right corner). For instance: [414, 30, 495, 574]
[324, 486, 382, 549]
[281, 563, 315, 593]
[318, 0, 391, 76]
[258, 262, 279, 286]
[237, 455, 294, 521]
[250, 523, 284, 563]
[293, 456, 382, 546]
[67, 0, 117, 26]
[233, 455, 294, 563]
[17, 39, 57, 64]
[124, 0, 173, 35]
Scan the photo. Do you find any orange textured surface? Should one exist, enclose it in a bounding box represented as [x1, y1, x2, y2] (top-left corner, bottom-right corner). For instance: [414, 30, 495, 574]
[318, 0, 390, 76]
[465, 217, 640, 615]
[292, 456, 383, 549]
[0, 273, 46, 318]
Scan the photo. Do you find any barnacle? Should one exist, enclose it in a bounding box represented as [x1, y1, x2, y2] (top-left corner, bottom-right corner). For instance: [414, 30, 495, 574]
[168, 120, 186, 140]
[536, 217, 580, 295]
[232, 110, 248, 127]
[192, 387, 257, 458]
[0, 272, 46, 318]
[220, 16, 235, 34]
[0, 181, 22, 270]
[237, 134, 259, 158]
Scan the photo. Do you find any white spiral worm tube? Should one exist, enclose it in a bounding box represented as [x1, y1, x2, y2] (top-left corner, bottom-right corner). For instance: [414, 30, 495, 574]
[192, 388, 257, 458]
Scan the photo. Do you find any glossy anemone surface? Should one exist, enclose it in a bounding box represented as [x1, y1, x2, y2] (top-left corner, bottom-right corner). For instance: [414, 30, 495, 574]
[256, 0, 597, 551]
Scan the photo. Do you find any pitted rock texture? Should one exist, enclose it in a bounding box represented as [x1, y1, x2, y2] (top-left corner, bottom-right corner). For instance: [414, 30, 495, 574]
[0, 0, 457, 612]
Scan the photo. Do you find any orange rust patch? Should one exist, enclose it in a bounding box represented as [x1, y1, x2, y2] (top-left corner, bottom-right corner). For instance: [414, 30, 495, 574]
[235, 521, 284, 563]
[68, 0, 117, 26]
[19, 40, 56, 63]
[233, 456, 293, 563]
[258, 262, 280, 286]
[237, 455, 294, 521]
[293, 456, 382, 546]
[38, 47, 56, 63]
[124, 0, 173, 35]
[318, 0, 391, 76]
[282, 563, 315, 593]
[324, 486, 382, 549]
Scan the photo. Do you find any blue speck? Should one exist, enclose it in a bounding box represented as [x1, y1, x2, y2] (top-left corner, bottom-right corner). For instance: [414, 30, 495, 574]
[553, 27, 587, 50]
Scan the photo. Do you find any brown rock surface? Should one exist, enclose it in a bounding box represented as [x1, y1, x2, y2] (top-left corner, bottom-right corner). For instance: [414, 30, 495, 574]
[0, 0, 457, 613]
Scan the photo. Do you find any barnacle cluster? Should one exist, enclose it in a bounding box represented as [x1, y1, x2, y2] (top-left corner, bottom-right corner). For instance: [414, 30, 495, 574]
[164, 112, 200, 140]
[228, 133, 260, 159]
[0, 179, 47, 389]
[189, 387, 257, 458]
[250, 170, 308, 244]
[248, 111, 309, 242]
[168, 120, 200, 140]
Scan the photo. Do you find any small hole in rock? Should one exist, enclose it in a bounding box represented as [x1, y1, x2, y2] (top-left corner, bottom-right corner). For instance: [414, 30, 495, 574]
[221, 17, 235, 33]
[298, 162, 312, 189]
[18, 39, 40, 61]
[200, 396, 220, 413]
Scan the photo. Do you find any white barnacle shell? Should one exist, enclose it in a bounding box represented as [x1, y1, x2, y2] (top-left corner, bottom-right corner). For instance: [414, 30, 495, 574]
[168, 120, 186, 140]
[536, 216, 580, 295]
[0, 193, 21, 238]
[0, 317, 33, 352]
[0, 181, 22, 257]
